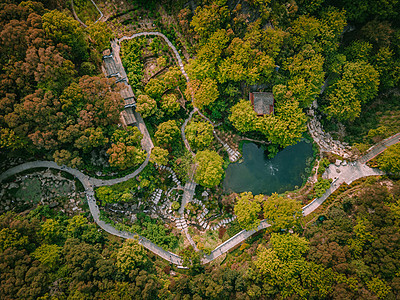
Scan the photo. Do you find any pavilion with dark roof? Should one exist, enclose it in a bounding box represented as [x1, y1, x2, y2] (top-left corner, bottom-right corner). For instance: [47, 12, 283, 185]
[249, 92, 274, 116]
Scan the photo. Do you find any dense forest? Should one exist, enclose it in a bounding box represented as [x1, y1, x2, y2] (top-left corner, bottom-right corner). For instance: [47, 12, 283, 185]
[1, 178, 399, 299]
[1, 0, 400, 299]
[0, 0, 145, 174]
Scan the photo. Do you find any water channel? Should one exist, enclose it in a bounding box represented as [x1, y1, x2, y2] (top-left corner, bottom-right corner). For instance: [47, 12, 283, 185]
[223, 140, 314, 195]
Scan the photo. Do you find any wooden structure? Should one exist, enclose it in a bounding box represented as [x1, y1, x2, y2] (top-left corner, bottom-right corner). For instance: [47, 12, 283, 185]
[102, 49, 137, 125]
[121, 108, 137, 126]
[249, 92, 274, 116]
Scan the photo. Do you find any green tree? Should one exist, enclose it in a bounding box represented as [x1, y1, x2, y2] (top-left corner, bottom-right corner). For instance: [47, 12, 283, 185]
[190, 4, 229, 39]
[270, 232, 309, 261]
[40, 219, 62, 243]
[285, 45, 325, 108]
[0, 128, 24, 150]
[244, 20, 287, 59]
[121, 38, 145, 92]
[107, 142, 146, 170]
[263, 193, 303, 231]
[96, 186, 120, 204]
[144, 78, 165, 100]
[324, 80, 360, 121]
[53, 150, 83, 168]
[116, 238, 147, 275]
[344, 40, 373, 62]
[0, 228, 29, 251]
[185, 121, 214, 150]
[218, 38, 274, 84]
[342, 60, 380, 104]
[254, 233, 334, 299]
[185, 58, 217, 80]
[196, 29, 231, 66]
[367, 277, 392, 299]
[111, 127, 143, 146]
[234, 192, 263, 230]
[150, 146, 169, 166]
[74, 127, 108, 153]
[42, 10, 88, 61]
[314, 178, 332, 197]
[339, 0, 398, 23]
[162, 66, 185, 89]
[136, 94, 157, 118]
[185, 78, 219, 109]
[194, 150, 224, 188]
[229, 100, 257, 133]
[372, 47, 400, 90]
[377, 143, 400, 173]
[160, 93, 180, 116]
[326, 60, 379, 121]
[66, 215, 87, 238]
[32, 244, 62, 270]
[86, 21, 113, 52]
[154, 120, 180, 147]
[290, 15, 321, 52]
[258, 86, 307, 148]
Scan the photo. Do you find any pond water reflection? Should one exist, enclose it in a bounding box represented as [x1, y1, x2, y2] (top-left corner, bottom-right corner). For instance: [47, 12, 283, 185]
[223, 141, 313, 195]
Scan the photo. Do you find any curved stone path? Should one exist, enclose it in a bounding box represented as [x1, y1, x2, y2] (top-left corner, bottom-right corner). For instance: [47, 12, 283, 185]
[0, 159, 183, 265]
[3, 27, 399, 266]
[118, 32, 239, 161]
[0, 133, 391, 265]
[118, 32, 189, 82]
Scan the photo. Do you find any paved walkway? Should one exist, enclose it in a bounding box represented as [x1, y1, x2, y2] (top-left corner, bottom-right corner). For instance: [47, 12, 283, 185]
[358, 132, 400, 164]
[118, 32, 188, 82]
[181, 109, 197, 155]
[1, 140, 397, 267]
[120, 32, 239, 163]
[302, 161, 383, 216]
[3, 29, 399, 267]
[307, 76, 353, 158]
[213, 130, 241, 162]
[0, 160, 182, 265]
[179, 181, 196, 215]
[203, 220, 271, 263]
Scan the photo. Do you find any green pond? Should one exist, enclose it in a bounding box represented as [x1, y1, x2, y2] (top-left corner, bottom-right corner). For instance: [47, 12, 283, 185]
[223, 141, 314, 195]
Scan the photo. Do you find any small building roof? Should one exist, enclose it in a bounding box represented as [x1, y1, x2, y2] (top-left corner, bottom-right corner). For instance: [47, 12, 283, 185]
[120, 84, 135, 101]
[122, 108, 137, 126]
[249, 92, 274, 116]
[103, 56, 119, 77]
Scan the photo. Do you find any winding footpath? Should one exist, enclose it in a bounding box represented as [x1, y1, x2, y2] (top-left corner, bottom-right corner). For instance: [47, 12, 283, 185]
[118, 32, 240, 161]
[2, 28, 400, 266]
[0, 159, 182, 265]
[1, 132, 395, 265]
